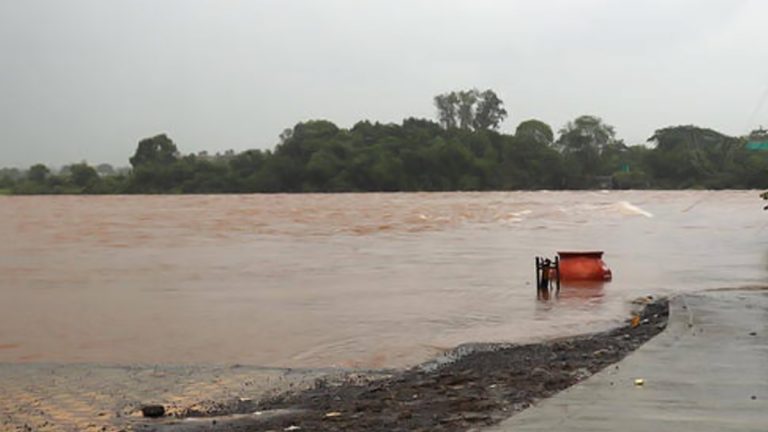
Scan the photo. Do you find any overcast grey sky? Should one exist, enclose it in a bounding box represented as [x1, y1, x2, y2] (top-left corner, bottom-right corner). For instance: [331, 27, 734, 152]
[2, 0, 768, 167]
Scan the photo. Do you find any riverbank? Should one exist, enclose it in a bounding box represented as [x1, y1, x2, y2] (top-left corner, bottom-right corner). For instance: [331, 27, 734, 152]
[142, 297, 668, 432]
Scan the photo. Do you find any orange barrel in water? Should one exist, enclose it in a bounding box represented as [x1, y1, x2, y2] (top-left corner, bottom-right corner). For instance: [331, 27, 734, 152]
[557, 251, 612, 281]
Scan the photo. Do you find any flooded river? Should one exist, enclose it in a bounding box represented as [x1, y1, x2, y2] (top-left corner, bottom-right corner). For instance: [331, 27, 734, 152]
[1, 191, 766, 368]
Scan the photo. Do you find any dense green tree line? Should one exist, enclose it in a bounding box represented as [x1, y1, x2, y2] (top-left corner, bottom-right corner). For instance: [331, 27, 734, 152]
[4, 91, 768, 194]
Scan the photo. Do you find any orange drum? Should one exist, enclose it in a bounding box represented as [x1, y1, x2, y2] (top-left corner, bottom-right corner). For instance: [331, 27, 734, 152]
[557, 251, 612, 281]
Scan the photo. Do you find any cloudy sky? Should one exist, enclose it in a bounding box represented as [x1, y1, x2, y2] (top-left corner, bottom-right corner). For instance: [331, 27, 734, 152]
[2, 0, 768, 167]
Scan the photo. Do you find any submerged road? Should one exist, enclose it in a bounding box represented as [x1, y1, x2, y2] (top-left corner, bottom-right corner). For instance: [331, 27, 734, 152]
[489, 289, 768, 432]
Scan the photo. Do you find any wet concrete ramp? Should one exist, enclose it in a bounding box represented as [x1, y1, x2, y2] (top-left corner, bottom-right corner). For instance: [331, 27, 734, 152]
[489, 290, 768, 431]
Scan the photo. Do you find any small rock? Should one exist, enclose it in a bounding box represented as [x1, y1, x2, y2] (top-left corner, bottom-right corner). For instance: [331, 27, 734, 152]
[749, 332, 757, 336]
[751, 395, 757, 400]
[530, 367, 552, 380]
[572, 368, 591, 381]
[141, 405, 165, 418]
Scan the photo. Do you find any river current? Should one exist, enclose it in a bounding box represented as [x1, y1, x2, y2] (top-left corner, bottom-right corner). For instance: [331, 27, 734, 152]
[1, 191, 765, 367]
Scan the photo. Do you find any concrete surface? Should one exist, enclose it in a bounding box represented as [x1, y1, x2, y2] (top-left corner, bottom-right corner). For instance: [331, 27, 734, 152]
[488, 289, 768, 432]
[0, 363, 340, 432]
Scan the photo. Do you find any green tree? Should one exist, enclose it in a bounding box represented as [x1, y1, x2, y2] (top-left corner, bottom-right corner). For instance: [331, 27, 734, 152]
[129, 134, 179, 168]
[503, 121, 566, 189]
[69, 163, 99, 188]
[27, 164, 50, 183]
[515, 119, 554, 146]
[646, 125, 743, 188]
[434, 89, 507, 131]
[474, 89, 508, 131]
[456, 90, 478, 130]
[305, 149, 343, 189]
[556, 115, 618, 179]
[434, 93, 459, 129]
[557, 115, 617, 154]
[276, 120, 340, 163]
[0, 168, 23, 181]
[96, 163, 116, 176]
[229, 150, 266, 179]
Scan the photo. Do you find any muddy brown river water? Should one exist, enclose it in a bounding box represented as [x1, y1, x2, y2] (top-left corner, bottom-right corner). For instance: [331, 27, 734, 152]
[1, 191, 766, 369]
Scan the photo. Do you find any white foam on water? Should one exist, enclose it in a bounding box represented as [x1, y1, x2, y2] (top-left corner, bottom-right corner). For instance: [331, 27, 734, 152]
[555, 201, 653, 219]
[614, 201, 654, 218]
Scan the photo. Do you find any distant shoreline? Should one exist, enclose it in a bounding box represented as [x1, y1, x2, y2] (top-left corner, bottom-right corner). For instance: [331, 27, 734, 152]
[4, 121, 767, 195]
[1, 187, 764, 196]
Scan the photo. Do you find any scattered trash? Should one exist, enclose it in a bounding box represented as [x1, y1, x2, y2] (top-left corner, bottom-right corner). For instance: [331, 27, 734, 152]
[751, 395, 757, 400]
[324, 411, 342, 418]
[631, 316, 641, 328]
[140, 405, 165, 418]
[634, 378, 645, 386]
[284, 426, 301, 431]
[749, 332, 757, 336]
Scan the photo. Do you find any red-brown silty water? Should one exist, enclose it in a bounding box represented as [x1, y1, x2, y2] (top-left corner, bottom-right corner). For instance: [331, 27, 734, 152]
[1, 191, 765, 368]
